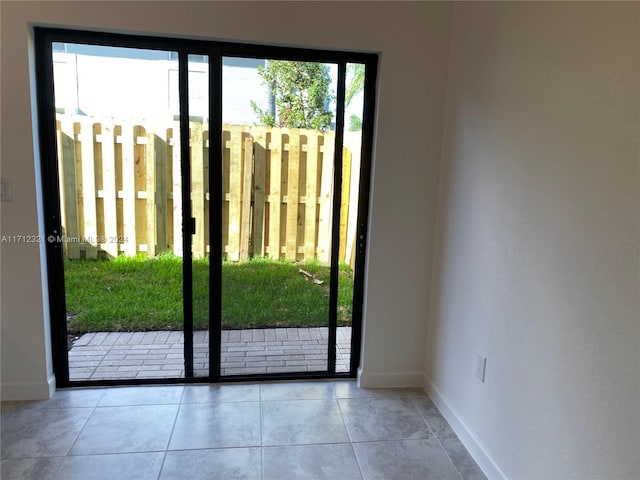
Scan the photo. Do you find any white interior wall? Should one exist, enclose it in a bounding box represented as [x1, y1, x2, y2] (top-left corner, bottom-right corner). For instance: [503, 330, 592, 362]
[0, 1, 452, 399]
[426, 3, 640, 479]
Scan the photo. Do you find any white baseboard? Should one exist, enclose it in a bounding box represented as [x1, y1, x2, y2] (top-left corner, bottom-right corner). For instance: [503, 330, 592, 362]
[357, 368, 424, 388]
[1, 374, 56, 401]
[424, 375, 507, 480]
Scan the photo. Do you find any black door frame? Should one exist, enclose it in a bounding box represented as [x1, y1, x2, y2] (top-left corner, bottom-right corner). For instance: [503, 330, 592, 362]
[34, 27, 377, 387]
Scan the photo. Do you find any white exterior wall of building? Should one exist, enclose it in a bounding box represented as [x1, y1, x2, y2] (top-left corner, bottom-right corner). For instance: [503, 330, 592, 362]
[53, 51, 269, 124]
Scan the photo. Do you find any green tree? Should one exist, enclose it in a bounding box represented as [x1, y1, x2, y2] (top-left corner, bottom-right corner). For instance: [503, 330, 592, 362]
[251, 61, 334, 130]
[348, 114, 362, 132]
[345, 64, 365, 132]
[345, 64, 365, 107]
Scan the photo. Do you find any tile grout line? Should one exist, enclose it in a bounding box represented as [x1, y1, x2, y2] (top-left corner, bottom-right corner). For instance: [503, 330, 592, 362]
[410, 394, 466, 480]
[155, 388, 184, 480]
[60, 389, 106, 460]
[333, 384, 367, 480]
[259, 384, 265, 480]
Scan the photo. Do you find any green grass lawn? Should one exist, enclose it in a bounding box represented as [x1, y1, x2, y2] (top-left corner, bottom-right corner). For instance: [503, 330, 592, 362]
[64, 254, 353, 333]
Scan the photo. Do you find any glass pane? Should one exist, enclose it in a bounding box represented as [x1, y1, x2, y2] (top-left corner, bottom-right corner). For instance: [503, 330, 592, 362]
[54, 43, 185, 381]
[188, 54, 210, 377]
[335, 63, 365, 372]
[221, 58, 337, 375]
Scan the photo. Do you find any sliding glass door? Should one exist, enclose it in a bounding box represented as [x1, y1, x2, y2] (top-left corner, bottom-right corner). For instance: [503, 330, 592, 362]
[36, 29, 376, 386]
[50, 42, 191, 382]
[219, 57, 340, 376]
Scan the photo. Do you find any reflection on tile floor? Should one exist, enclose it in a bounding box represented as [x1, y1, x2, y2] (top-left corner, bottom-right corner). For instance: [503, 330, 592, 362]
[68, 327, 352, 381]
[1, 382, 487, 480]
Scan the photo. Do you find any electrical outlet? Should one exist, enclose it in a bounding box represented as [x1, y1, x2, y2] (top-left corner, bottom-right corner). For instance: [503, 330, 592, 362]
[475, 354, 486, 382]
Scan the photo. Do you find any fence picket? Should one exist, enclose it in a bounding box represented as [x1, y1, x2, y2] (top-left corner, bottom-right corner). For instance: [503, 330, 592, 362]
[252, 126, 267, 257]
[304, 132, 319, 259]
[268, 130, 283, 259]
[157, 130, 168, 254]
[120, 121, 137, 257]
[317, 132, 335, 264]
[170, 123, 182, 257]
[227, 125, 244, 261]
[239, 135, 253, 261]
[145, 128, 168, 257]
[57, 118, 80, 259]
[285, 130, 300, 261]
[100, 119, 119, 258]
[144, 127, 156, 257]
[339, 147, 352, 262]
[78, 118, 98, 258]
[134, 126, 146, 253]
[71, 120, 84, 258]
[202, 125, 210, 255]
[190, 121, 206, 258]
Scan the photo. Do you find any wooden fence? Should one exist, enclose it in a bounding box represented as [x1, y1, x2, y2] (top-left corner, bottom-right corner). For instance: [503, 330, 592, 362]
[55, 115, 357, 264]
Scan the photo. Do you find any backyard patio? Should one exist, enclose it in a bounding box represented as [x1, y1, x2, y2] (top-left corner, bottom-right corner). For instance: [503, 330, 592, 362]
[68, 327, 352, 380]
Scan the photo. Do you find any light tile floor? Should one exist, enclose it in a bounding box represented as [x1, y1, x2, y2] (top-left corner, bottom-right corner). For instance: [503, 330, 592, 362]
[69, 328, 352, 380]
[1, 381, 486, 480]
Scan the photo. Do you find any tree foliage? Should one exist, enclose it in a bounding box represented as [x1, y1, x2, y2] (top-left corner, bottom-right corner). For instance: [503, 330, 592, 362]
[251, 61, 334, 130]
[345, 64, 365, 131]
[345, 64, 365, 108]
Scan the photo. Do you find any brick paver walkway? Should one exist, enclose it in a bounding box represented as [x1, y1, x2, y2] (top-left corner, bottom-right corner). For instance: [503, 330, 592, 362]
[68, 327, 352, 381]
